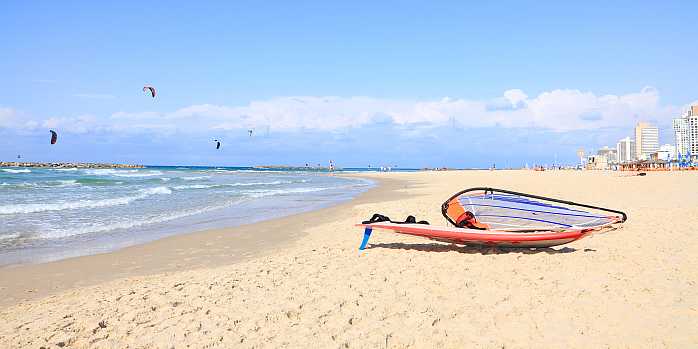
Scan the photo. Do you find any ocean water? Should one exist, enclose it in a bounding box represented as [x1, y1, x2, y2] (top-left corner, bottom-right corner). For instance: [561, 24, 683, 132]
[0, 166, 373, 265]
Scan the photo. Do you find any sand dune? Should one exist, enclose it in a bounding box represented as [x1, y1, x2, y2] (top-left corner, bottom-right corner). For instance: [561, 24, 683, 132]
[1, 170, 696, 348]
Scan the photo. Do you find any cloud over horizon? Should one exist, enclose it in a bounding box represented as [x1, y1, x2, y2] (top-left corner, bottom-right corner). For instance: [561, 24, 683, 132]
[2, 87, 679, 136]
[1, 87, 688, 167]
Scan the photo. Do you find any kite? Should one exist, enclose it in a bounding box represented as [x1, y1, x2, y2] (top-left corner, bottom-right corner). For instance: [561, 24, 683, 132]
[50, 130, 58, 145]
[143, 85, 156, 98]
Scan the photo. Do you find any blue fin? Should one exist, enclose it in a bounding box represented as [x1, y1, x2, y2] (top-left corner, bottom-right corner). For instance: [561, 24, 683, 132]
[359, 227, 372, 250]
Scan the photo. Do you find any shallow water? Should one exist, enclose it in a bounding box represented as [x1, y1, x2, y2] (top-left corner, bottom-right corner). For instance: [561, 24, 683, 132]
[0, 166, 373, 265]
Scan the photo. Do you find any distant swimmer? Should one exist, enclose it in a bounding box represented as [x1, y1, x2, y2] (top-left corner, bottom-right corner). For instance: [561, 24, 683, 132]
[214, 139, 221, 149]
[248, 129, 253, 137]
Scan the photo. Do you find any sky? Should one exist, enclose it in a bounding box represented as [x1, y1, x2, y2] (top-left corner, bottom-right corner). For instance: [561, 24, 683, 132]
[1, 0, 697, 168]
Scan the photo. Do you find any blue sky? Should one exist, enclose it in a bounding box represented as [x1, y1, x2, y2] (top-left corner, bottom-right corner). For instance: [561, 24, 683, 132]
[1, 1, 696, 167]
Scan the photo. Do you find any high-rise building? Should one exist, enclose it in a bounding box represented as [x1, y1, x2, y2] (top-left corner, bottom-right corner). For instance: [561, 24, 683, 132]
[690, 118, 698, 158]
[689, 106, 698, 158]
[616, 137, 636, 163]
[635, 122, 659, 160]
[673, 118, 690, 157]
[673, 105, 698, 160]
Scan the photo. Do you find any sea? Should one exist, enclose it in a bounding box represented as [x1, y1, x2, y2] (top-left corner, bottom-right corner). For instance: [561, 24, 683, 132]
[0, 166, 391, 266]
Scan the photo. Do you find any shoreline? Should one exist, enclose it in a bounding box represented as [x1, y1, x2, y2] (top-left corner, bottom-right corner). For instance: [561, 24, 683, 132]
[0, 175, 409, 308]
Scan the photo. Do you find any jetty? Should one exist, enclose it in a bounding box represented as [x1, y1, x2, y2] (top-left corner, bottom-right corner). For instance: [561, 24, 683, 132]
[0, 162, 144, 169]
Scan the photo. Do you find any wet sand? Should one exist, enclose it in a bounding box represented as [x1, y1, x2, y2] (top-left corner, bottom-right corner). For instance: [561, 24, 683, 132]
[1, 170, 696, 348]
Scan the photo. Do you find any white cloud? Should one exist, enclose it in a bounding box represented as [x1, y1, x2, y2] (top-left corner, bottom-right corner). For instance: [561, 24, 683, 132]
[217, 87, 670, 131]
[0, 107, 35, 130]
[42, 115, 99, 134]
[0, 107, 16, 127]
[0, 107, 49, 132]
[2, 87, 680, 135]
[503, 89, 528, 106]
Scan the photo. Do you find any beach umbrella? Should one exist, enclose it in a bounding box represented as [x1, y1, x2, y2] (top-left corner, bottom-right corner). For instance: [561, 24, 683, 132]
[686, 150, 691, 167]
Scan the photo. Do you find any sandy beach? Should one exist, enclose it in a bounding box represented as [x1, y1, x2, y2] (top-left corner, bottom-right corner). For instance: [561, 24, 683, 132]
[1, 170, 696, 348]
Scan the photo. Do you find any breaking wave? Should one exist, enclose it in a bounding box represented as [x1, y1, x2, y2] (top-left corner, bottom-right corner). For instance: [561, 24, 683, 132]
[84, 169, 164, 177]
[0, 186, 172, 215]
[37, 202, 235, 239]
[1, 169, 31, 174]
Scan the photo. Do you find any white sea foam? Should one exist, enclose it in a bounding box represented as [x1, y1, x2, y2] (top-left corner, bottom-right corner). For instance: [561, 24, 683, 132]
[226, 179, 307, 187]
[37, 202, 234, 239]
[227, 180, 286, 186]
[172, 180, 300, 191]
[228, 169, 264, 173]
[0, 186, 172, 215]
[54, 180, 80, 187]
[1, 180, 78, 189]
[0, 181, 30, 188]
[1, 169, 31, 173]
[112, 171, 163, 178]
[141, 186, 172, 195]
[245, 186, 329, 198]
[173, 184, 214, 190]
[0, 233, 21, 241]
[84, 169, 118, 176]
[84, 169, 163, 177]
[181, 176, 209, 181]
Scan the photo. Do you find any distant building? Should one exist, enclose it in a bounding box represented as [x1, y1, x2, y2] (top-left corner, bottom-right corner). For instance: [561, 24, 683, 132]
[597, 146, 617, 164]
[616, 137, 636, 163]
[635, 122, 659, 160]
[656, 144, 676, 162]
[586, 154, 608, 170]
[673, 105, 698, 160]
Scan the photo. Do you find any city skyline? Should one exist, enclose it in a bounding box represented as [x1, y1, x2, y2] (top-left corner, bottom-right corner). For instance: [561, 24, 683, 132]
[584, 103, 698, 170]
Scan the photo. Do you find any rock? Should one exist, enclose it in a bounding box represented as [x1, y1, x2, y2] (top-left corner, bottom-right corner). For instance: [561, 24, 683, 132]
[0, 162, 144, 169]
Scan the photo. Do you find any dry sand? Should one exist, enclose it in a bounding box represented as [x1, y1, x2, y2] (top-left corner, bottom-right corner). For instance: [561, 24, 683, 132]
[0, 170, 696, 348]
